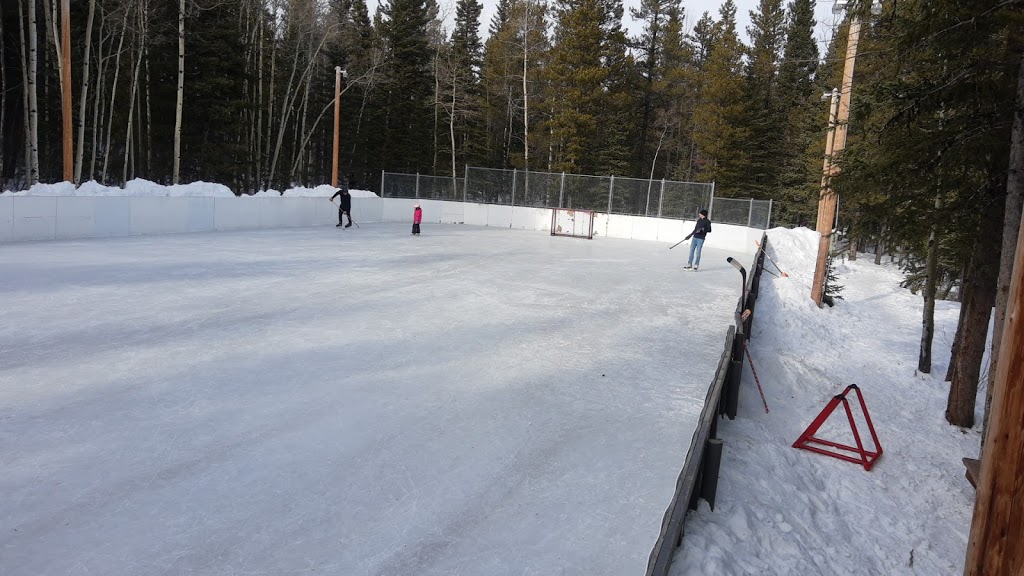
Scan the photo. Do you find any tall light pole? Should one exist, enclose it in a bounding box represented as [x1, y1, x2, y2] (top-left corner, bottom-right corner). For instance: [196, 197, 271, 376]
[61, 0, 73, 183]
[810, 0, 881, 306]
[331, 67, 346, 188]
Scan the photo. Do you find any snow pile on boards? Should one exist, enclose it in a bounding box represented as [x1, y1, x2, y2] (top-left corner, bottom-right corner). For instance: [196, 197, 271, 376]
[672, 226, 980, 575]
[1, 180, 378, 198]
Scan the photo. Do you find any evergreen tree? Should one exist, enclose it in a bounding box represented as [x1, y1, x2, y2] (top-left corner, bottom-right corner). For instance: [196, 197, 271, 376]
[743, 0, 786, 199]
[379, 0, 435, 172]
[442, 0, 486, 173]
[690, 0, 748, 191]
[774, 0, 819, 225]
[545, 0, 631, 176]
[630, 0, 681, 176]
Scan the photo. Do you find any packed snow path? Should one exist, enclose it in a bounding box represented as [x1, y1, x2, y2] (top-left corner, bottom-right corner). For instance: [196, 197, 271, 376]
[1, 224, 741, 575]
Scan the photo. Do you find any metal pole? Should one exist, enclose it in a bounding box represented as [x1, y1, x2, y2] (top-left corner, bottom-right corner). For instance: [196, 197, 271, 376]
[748, 198, 754, 228]
[767, 199, 773, 229]
[463, 164, 469, 203]
[708, 181, 716, 220]
[559, 172, 565, 208]
[415, 172, 420, 199]
[61, 0, 73, 182]
[380, 170, 385, 197]
[608, 175, 615, 215]
[645, 180, 652, 217]
[511, 168, 517, 206]
[331, 67, 341, 188]
[658, 179, 665, 218]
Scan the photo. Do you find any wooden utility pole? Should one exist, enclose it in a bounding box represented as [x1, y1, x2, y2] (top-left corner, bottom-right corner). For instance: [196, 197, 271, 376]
[815, 89, 841, 233]
[811, 17, 862, 306]
[964, 53, 1024, 576]
[332, 66, 341, 188]
[964, 205, 1024, 574]
[61, 0, 72, 182]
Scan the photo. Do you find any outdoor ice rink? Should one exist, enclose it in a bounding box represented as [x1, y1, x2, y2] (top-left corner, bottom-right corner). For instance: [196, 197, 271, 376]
[1, 223, 741, 575]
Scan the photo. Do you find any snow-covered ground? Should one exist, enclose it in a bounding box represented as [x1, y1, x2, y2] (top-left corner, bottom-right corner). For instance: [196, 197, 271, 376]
[1, 224, 742, 575]
[674, 227, 979, 575]
[0, 179, 378, 198]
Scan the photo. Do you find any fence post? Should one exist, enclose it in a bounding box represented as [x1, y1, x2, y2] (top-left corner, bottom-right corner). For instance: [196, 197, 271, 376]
[767, 199, 773, 229]
[658, 179, 665, 218]
[708, 181, 716, 219]
[463, 165, 469, 203]
[748, 197, 754, 227]
[415, 173, 420, 199]
[559, 172, 565, 208]
[511, 168, 517, 206]
[608, 175, 615, 215]
[380, 170, 385, 197]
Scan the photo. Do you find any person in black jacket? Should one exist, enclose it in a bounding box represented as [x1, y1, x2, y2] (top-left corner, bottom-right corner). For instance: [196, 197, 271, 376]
[330, 184, 353, 228]
[684, 209, 712, 271]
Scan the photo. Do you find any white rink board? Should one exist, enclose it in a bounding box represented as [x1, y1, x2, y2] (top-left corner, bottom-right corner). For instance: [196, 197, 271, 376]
[0, 224, 741, 576]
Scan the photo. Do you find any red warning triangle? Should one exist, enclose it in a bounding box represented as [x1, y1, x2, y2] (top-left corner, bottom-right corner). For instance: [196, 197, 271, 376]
[792, 384, 882, 471]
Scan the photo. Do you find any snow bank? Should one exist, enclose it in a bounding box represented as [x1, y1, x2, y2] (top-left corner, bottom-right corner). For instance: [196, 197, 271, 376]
[673, 226, 977, 575]
[0, 180, 378, 198]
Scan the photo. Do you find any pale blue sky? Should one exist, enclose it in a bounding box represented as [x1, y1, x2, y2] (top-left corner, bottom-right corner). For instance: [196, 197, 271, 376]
[437, 0, 845, 55]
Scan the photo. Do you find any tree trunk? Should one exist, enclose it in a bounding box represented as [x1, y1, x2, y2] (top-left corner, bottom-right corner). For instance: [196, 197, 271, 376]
[102, 6, 130, 184]
[123, 17, 144, 185]
[27, 0, 40, 184]
[173, 0, 185, 184]
[946, 284, 970, 382]
[144, 33, 152, 177]
[919, 194, 943, 373]
[946, 199, 1002, 427]
[874, 227, 884, 265]
[522, 0, 530, 172]
[263, 28, 277, 188]
[0, 8, 6, 190]
[89, 14, 106, 181]
[450, 66, 457, 181]
[255, 17, 264, 188]
[73, 0, 97, 184]
[848, 235, 858, 260]
[982, 54, 1024, 450]
[18, 0, 32, 183]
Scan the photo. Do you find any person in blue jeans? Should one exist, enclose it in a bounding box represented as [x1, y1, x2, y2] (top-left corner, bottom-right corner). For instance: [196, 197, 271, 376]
[684, 209, 712, 271]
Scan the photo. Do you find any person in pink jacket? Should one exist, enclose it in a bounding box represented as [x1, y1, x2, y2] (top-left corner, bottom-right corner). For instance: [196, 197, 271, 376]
[412, 203, 422, 235]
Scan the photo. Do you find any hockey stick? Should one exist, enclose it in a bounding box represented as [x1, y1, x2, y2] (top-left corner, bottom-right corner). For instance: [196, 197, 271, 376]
[669, 237, 689, 249]
[329, 199, 359, 228]
[744, 341, 769, 413]
[754, 240, 789, 277]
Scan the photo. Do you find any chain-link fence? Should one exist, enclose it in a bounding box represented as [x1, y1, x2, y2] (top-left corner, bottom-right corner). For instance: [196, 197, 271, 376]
[710, 198, 773, 229]
[380, 167, 772, 228]
[381, 172, 463, 201]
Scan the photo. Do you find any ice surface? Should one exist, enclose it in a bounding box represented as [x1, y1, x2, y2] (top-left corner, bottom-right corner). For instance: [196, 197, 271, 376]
[0, 224, 742, 575]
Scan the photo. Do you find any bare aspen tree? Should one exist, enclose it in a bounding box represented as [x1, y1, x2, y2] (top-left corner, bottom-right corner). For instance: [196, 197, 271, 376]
[74, 0, 98, 184]
[0, 9, 6, 189]
[173, 0, 185, 184]
[123, 1, 146, 184]
[18, 0, 32, 182]
[264, 15, 279, 188]
[521, 0, 529, 171]
[144, 26, 152, 176]
[89, 10, 109, 181]
[27, 0, 40, 184]
[267, 22, 333, 188]
[102, 5, 132, 183]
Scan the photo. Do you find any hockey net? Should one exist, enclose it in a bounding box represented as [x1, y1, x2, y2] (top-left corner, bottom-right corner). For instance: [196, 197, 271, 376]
[550, 209, 595, 239]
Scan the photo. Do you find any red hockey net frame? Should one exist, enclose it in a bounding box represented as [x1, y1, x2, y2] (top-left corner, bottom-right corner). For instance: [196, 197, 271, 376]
[550, 208, 595, 239]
